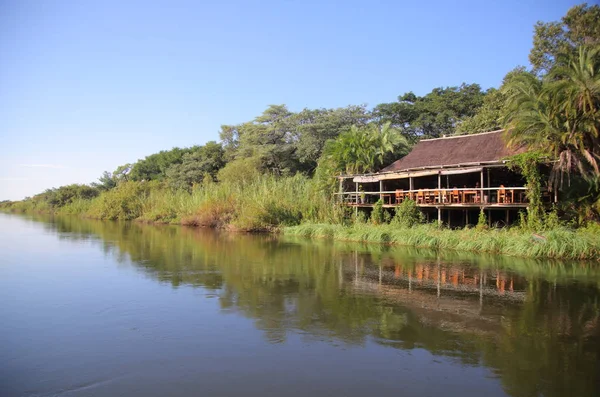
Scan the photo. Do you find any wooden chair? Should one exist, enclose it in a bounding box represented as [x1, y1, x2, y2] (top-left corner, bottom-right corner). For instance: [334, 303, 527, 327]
[423, 190, 431, 204]
[417, 190, 424, 204]
[452, 188, 460, 203]
[498, 185, 511, 203]
[395, 189, 404, 204]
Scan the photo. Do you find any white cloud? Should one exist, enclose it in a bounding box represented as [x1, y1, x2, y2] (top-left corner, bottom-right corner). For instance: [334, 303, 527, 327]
[17, 164, 67, 169]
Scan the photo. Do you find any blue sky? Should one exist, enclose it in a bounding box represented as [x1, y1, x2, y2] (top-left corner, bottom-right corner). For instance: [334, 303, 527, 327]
[0, 0, 582, 200]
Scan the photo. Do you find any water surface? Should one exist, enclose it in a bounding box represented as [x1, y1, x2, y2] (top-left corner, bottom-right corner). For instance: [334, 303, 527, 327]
[1, 213, 598, 396]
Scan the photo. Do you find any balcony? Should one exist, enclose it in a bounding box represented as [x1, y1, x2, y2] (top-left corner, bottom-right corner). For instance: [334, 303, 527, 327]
[336, 187, 535, 208]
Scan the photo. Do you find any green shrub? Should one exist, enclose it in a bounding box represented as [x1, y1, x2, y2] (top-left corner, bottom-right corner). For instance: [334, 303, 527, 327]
[476, 209, 488, 230]
[371, 199, 384, 224]
[392, 199, 424, 227]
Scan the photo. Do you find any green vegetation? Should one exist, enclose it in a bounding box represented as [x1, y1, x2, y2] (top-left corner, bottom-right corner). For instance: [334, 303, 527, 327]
[1, 4, 600, 258]
[284, 223, 600, 260]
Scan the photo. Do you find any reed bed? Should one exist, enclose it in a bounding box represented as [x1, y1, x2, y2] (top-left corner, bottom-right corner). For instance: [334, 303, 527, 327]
[284, 223, 600, 260]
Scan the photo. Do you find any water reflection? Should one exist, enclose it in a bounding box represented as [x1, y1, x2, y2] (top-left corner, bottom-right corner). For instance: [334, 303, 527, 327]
[25, 214, 600, 396]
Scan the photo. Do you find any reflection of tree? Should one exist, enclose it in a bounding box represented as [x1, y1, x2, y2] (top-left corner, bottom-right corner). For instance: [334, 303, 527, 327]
[480, 281, 600, 397]
[30, 214, 600, 397]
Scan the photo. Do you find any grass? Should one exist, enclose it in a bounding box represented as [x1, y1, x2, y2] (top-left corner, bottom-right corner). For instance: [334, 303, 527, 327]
[0, 175, 340, 231]
[283, 222, 600, 261]
[2, 175, 600, 260]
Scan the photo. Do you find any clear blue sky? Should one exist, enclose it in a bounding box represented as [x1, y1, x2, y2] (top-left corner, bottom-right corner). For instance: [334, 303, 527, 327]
[0, 0, 582, 200]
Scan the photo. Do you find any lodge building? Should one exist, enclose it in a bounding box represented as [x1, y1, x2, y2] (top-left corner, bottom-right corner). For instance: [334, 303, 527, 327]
[337, 130, 556, 227]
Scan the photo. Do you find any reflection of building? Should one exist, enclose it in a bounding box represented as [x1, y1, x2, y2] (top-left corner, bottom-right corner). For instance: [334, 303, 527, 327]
[337, 130, 556, 226]
[343, 254, 528, 335]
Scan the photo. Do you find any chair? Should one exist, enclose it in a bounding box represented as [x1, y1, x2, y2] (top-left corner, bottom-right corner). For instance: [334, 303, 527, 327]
[395, 189, 404, 204]
[417, 190, 424, 204]
[452, 188, 460, 203]
[423, 190, 431, 204]
[498, 185, 510, 203]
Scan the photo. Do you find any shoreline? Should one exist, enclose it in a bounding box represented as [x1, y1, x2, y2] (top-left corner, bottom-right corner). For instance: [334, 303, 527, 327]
[3, 209, 599, 261]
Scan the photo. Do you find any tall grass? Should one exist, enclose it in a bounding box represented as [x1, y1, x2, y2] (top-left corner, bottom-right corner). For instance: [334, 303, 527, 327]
[3, 174, 600, 260]
[14, 175, 341, 230]
[284, 223, 600, 260]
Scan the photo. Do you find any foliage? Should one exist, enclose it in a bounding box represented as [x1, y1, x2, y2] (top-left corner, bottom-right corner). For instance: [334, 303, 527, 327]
[507, 151, 547, 229]
[456, 88, 505, 134]
[216, 156, 262, 186]
[92, 171, 117, 191]
[373, 83, 486, 141]
[529, 3, 600, 75]
[87, 181, 158, 220]
[219, 104, 370, 175]
[285, 222, 600, 260]
[129, 147, 196, 181]
[391, 199, 424, 227]
[476, 209, 488, 230]
[166, 141, 225, 191]
[503, 46, 600, 189]
[371, 199, 384, 225]
[319, 122, 409, 175]
[37, 184, 100, 209]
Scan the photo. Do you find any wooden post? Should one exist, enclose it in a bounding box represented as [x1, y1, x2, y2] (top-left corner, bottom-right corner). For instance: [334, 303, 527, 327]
[554, 188, 558, 203]
[466, 209, 469, 226]
[480, 169, 484, 203]
[506, 209, 509, 225]
[437, 173, 442, 203]
[355, 182, 359, 217]
[379, 180, 384, 203]
[438, 207, 442, 226]
[409, 176, 414, 199]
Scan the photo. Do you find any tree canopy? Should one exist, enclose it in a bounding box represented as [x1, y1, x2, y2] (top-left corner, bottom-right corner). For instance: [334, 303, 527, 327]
[529, 3, 600, 75]
[373, 83, 486, 141]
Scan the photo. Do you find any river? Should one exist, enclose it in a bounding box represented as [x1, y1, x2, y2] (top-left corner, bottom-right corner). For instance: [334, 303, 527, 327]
[0, 213, 598, 396]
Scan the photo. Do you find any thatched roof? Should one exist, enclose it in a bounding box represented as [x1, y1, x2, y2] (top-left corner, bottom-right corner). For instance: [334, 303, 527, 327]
[380, 130, 525, 173]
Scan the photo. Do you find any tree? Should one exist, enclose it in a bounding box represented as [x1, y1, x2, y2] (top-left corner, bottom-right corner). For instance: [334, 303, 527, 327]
[166, 142, 225, 190]
[373, 83, 486, 141]
[319, 122, 409, 175]
[219, 104, 372, 176]
[503, 46, 600, 189]
[456, 68, 531, 135]
[92, 171, 117, 191]
[455, 88, 505, 134]
[130, 147, 196, 181]
[529, 3, 600, 75]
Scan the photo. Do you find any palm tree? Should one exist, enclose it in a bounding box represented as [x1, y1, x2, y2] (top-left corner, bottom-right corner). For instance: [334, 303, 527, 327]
[321, 122, 409, 175]
[502, 45, 600, 188]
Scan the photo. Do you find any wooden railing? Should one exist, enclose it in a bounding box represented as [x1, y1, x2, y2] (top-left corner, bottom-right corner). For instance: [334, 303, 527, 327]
[336, 187, 532, 206]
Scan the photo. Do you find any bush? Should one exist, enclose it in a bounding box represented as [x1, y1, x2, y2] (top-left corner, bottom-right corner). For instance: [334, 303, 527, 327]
[476, 209, 488, 230]
[392, 199, 424, 227]
[371, 199, 384, 224]
[87, 181, 157, 220]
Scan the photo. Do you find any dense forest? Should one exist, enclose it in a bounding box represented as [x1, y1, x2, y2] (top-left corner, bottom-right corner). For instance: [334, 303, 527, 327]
[2, 4, 600, 236]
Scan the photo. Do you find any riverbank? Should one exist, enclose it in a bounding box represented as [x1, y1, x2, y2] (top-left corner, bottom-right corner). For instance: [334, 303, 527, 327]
[283, 223, 600, 261]
[3, 177, 600, 260]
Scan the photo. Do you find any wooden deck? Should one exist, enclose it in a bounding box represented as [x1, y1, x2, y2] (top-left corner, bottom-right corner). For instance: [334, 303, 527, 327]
[336, 187, 533, 209]
[346, 202, 529, 209]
